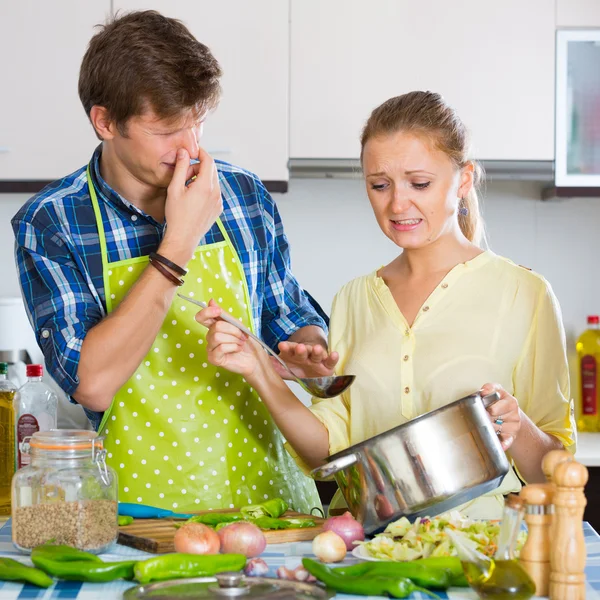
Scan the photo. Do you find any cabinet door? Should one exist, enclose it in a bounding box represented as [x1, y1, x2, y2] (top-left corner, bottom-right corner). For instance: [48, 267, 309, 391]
[555, 30, 600, 187]
[114, 1, 290, 183]
[0, 2, 111, 180]
[557, 0, 600, 27]
[290, 0, 555, 161]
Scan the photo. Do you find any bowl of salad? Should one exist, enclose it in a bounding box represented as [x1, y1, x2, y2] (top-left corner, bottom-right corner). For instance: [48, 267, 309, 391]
[352, 511, 526, 562]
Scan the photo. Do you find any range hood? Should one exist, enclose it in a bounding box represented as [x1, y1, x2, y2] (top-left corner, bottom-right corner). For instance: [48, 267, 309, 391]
[289, 158, 554, 184]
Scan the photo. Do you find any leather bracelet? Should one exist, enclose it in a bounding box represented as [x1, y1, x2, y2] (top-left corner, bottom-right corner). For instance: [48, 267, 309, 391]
[149, 257, 184, 286]
[149, 252, 187, 276]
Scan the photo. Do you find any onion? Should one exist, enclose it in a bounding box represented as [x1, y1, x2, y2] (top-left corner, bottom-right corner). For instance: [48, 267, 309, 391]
[312, 531, 347, 563]
[322, 511, 365, 550]
[293, 566, 316, 583]
[174, 522, 221, 554]
[276, 566, 296, 580]
[218, 521, 266, 558]
[277, 566, 317, 582]
[245, 558, 269, 577]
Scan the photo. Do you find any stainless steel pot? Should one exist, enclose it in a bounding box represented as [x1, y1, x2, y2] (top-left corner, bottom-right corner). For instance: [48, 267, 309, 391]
[311, 392, 509, 534]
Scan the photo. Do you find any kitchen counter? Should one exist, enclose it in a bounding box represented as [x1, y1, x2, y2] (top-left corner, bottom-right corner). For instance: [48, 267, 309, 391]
[1, 519, 600, 600]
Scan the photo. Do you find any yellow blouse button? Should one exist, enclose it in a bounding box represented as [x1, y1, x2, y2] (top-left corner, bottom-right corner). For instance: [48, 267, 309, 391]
[403, 355, 409, 361]
[404, 386, 410, 394]
[404, 329, 410, 336]
[423, 306, 430, 312]
[441, 283, 448, 289]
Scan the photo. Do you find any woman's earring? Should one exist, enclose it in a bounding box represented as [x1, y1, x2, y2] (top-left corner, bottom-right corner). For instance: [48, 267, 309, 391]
[459, 200, 469, 216]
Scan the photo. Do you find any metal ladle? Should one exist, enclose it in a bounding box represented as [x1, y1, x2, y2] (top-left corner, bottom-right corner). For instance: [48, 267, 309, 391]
[177, 294, 355, 398]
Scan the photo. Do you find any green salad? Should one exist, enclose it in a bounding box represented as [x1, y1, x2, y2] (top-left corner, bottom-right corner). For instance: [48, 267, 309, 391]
[357, 511, 526, 561]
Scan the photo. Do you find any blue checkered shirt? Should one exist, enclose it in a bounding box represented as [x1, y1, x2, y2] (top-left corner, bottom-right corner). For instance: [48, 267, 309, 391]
[12, 146, 327, 429]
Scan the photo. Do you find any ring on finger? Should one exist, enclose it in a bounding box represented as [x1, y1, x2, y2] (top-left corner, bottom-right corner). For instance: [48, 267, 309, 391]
[496, 425, 503, 436]
[494, 418, 504, 426]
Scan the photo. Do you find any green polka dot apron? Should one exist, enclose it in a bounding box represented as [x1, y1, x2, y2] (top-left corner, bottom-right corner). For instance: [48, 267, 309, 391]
[88, 168, 321, 513]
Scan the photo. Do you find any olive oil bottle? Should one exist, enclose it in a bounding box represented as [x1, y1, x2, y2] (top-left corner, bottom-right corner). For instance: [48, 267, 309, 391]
[0, 362, 18, 516]
[577, 315, 600, 432]
[449, 495, 535, 600]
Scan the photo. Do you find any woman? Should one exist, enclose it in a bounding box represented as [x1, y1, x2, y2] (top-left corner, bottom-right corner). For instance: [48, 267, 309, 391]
[197, 91, 576, 519]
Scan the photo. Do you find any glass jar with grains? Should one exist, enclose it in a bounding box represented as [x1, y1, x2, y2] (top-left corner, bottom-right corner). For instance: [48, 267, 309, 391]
[11, 430, 118, 553]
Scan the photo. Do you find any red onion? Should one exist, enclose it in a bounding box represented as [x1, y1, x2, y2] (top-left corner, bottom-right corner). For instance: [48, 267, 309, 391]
[322, 511, 365, 550]
[276, 566, 296, 580]
[217, 521, 266, 557]
[245, 558, 269, 577]
[276, 566, 316, 582]
[293, 566, 316, 583]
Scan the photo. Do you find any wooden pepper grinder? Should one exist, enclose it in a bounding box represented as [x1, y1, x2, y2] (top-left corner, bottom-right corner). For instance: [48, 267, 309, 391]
[549, 460, 588, 600]
[542, 449, 573, 485]
[519, 483, 554, 596]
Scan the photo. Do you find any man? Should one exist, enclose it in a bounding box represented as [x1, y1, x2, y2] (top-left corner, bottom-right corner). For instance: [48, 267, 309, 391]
[12, 10, 337, 513]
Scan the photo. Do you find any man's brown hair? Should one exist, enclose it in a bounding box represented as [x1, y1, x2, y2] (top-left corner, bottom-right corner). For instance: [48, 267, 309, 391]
[79, 10, 222, 139]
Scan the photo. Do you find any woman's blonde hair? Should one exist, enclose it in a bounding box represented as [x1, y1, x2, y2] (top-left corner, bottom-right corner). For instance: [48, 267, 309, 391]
[360, 91, 484, 246]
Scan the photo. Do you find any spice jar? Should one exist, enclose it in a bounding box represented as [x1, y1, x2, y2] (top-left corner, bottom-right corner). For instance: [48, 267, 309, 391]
[11, 429, 118, 553]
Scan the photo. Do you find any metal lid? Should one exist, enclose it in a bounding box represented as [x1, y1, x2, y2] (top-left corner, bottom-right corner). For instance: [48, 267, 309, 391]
[29, 429, 103, 451]
[124, 573, 331, 600]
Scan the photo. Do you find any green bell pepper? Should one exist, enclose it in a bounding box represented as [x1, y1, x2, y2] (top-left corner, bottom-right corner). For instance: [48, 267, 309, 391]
[251, 516, 315, 530]
[31, 544, 136, 583]
[332, 561, 452, 590]
[0, 557, 53, 588]
[134, 553, 247, 584]
[241, 498, 288, 519]
[302, 559, 439, 599]
[31, 555, 137, 583]
[30, 544, 102, 563]
[185, 513, 243, 527]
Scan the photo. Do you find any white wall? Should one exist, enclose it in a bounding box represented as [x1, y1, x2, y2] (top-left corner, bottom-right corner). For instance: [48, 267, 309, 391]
[275, 178, 599, 406]
[276, 178, 595, 347]
[1, 179, 597, 414]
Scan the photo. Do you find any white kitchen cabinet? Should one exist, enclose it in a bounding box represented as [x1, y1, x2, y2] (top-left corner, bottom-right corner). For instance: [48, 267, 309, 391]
[554, 29, 600, 188]
[290, 0, 555, 161]
[557, 0, 600, 27]
[114, 0, 290, 184]
[0, 2, 110, 181]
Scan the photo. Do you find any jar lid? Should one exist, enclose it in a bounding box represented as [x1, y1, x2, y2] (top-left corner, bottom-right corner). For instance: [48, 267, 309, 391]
[29, 429, 103, 451]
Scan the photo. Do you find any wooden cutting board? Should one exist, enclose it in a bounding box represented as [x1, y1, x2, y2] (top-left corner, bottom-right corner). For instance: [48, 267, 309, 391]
[118, 510, 325, 553]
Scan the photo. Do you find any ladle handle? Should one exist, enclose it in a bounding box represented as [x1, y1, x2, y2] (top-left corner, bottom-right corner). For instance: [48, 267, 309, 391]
[176, 294, 293, 375]
[310, 453, 358, 480]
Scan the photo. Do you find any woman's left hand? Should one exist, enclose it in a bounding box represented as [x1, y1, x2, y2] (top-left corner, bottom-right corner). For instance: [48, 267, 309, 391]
[480, 383, 522, 452]
[274, 341, 339, 380]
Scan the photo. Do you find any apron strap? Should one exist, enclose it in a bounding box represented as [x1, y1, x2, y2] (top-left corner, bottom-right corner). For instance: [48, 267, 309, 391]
[87, 165, 240, 322]
[87, 165, 111, 310]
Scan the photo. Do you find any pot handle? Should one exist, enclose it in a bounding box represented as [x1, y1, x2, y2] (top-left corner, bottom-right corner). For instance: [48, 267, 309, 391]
[481, 391, 501, 408]
[310, 453, 358, 479]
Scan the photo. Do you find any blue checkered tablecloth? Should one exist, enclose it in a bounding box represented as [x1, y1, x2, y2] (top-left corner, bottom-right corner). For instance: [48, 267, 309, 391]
[1, 519, 600, 599]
